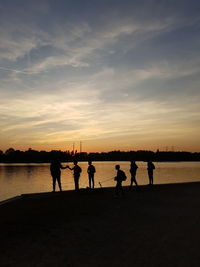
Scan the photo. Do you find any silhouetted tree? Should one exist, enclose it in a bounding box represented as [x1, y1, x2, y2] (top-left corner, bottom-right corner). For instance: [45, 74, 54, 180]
[0, 148, 199, 163]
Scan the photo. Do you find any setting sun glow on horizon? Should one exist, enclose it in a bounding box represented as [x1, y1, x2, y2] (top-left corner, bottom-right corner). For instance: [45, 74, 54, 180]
[0, 0, 200, 153]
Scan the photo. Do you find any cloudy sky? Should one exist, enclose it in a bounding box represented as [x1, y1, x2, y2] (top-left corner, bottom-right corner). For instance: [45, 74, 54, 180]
[0, 0, 200, 152]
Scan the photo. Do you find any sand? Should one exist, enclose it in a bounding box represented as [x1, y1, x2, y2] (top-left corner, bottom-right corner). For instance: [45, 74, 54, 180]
[0, 182, 200, 267]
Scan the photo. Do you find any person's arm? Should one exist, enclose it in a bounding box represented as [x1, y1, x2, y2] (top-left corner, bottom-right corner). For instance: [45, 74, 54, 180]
[68, 166, 73, 170]
[60, 163, 69, 169]
[62, 165, 69, 169]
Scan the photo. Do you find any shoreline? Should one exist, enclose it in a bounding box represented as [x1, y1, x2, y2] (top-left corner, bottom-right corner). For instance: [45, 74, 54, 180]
[0, 180, 199, 205]
[0, 182, 200, 266]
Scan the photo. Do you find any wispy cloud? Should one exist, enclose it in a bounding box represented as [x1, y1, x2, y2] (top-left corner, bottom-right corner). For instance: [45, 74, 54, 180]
[0, 67, 40, 74]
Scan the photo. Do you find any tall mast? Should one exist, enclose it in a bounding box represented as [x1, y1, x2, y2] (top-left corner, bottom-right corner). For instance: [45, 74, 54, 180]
[80, 141, 82, 153]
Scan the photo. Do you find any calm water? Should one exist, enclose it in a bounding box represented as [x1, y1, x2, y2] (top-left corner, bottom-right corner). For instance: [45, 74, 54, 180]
[0, 161, 200, 202]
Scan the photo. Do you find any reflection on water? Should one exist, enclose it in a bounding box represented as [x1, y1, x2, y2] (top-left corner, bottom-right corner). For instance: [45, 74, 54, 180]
[0, 161, 200, 201]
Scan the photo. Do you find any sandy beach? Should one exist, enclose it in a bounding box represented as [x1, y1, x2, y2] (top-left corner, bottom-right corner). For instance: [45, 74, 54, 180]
[0, 182, 199, 267]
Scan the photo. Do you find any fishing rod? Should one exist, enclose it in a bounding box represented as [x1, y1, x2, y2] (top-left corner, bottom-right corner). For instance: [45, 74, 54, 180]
[98, 177, 114, 188]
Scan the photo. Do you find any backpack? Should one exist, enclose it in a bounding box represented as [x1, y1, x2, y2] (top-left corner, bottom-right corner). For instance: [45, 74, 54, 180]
[120, 170, 127, 181]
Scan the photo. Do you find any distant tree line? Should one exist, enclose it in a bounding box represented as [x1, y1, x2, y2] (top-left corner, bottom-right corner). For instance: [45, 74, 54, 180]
[0, 148, 200, 163]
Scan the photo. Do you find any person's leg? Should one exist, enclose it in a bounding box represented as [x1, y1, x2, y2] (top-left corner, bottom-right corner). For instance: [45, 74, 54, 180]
[133, 176, 140, 191]
[57, 174, 62, 191]
[133, 176, 138, 186]
[91, 174, 94, 189]
[89, 175, 91, 188]
[148, 171, 153, 185]
[115, 182, 119, 196]
[130, 177, 133, 189]
[74, 177, 77, 191]
[119, 182, 124, 196]
[151, 173, 154, 185]
[52, 175, 56, 192]
[148, 171, 151, 185]
[74, 175, 79, 191]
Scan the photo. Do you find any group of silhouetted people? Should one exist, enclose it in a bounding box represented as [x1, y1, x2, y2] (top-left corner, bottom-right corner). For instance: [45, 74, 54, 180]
[114, 161, 155, 196]
[50, 159, 96, 192]
[50, 159, 155, 194]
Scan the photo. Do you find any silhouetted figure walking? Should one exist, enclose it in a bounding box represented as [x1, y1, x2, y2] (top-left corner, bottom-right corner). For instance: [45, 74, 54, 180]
[50, 158, 68, 192]
[68, 160, 82, 191]
[129, 160, 139, 189]
[114, 165, 126, 196]
[147, 161, 155, 185]
[87, 161, 96, 189]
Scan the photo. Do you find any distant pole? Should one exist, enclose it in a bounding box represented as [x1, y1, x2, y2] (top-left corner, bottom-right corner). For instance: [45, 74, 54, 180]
[80, 141, 82, 153]
[73, 142, 75, 154]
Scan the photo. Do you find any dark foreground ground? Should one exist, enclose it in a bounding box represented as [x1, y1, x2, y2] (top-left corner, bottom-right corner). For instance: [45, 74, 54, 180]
[0, 182, 200, 267]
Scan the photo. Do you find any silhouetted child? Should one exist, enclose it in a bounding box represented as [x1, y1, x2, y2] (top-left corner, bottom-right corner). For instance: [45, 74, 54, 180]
[147, 161, 155, 185]
[50, 158, 68, 192]
[87, 161, 96, 189]
[129, 160, 139, 189]
[68, 160, 82, 191]
[114, 165, 126, 196]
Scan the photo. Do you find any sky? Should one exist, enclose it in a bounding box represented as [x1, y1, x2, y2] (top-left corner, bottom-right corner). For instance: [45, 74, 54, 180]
[0, 0, 200, 152]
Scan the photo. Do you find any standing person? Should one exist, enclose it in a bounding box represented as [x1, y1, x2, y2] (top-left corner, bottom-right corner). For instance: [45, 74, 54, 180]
[50, 158, 68, 192]
[147, 161, 155, 185]
[68, 160, 82, 191]
[87, 161, 96, 189]
[129, 160, 139, 190]
[114, 165, 126, 197]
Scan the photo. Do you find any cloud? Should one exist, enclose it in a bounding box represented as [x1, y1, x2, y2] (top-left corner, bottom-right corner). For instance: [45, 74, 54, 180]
[0, 9, 177, 73]
[27, 18, 176, 73]
[0, 0, 200, 151]
[0, 21, 49, 61]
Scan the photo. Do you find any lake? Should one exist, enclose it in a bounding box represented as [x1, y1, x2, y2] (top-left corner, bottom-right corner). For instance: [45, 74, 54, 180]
[0, 161, 200, 202]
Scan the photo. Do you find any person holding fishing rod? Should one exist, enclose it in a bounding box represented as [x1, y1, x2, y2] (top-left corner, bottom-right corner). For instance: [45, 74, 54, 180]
[114, 164, 127, 197]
